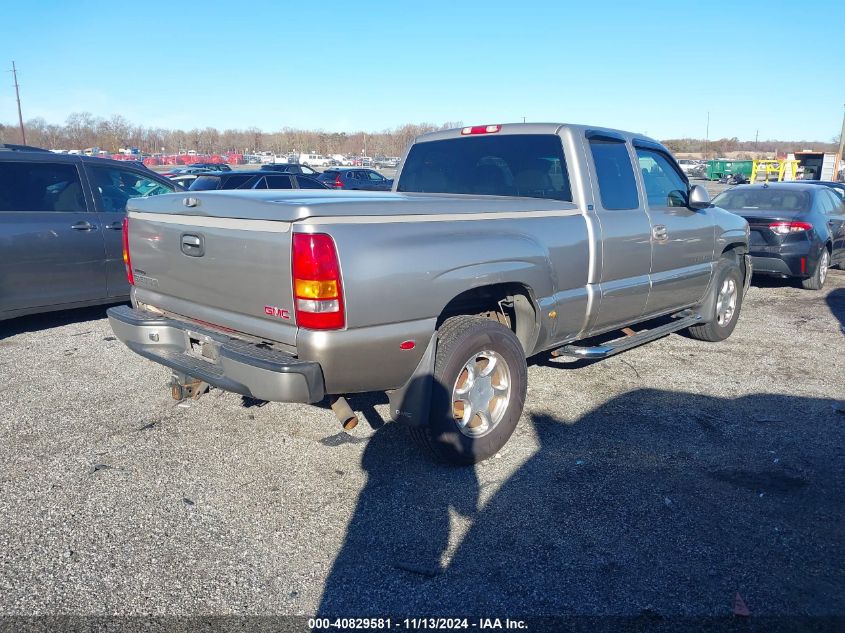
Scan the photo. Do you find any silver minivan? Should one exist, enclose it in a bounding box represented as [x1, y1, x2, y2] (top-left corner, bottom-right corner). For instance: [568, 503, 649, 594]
[0, 147, 179, 321]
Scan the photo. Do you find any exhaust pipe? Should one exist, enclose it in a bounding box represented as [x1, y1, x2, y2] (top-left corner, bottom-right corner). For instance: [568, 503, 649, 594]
[330, 396, 359, 431]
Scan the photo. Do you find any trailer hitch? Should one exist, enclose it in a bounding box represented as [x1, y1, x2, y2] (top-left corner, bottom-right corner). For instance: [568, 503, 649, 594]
[170, 371, 209, 401]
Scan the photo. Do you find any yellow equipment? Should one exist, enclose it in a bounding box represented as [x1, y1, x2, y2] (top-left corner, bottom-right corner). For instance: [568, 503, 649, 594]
[750, 160, 782, 184]
[749, 159, 798, 184]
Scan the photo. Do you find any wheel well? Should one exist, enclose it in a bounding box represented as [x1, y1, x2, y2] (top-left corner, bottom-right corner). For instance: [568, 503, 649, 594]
[437, 283, 538, 353]
[721, 242, 747, 260]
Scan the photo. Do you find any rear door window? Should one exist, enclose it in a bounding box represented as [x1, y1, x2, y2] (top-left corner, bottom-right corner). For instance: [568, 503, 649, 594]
[821, 190, 844, 215]
[397, 133, 572, 202]
[0, 161, 86, 212]
[588, 140, 638, 210]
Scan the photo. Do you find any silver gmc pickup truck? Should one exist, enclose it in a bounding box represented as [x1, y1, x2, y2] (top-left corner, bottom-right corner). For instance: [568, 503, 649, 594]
[108, 123, 751, 465]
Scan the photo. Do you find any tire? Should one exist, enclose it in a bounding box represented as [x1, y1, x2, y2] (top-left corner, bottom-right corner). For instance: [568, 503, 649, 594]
[687, 256, 744, 342]
[801, 248, 830, 290]
[409, 316, 527, 465]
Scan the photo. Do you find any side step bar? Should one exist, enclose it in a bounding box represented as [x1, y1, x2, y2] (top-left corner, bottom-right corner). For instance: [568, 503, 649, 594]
[551, 315, 701, 360]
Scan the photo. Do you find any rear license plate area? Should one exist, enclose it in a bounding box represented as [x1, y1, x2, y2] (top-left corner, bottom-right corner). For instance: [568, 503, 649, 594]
[184, 332, 219, 363]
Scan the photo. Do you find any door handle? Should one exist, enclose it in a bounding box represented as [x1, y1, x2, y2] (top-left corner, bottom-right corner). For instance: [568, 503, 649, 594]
[106, 221, 123, 230]
[71, 221, 97, 231]
[180, 233, 204, 257]
[652, 224, 669, 242]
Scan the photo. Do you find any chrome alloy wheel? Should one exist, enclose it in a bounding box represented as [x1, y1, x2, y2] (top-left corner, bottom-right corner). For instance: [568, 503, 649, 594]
[452, 350, 512, 437]
[716, 277, 738, 327]
[819, 250, 829, 286]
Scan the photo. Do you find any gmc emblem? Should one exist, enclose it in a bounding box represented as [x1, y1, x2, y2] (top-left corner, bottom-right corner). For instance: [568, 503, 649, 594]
[264, 305, 291, 319]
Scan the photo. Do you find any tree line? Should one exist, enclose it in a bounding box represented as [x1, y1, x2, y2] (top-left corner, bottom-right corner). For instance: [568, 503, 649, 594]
[0, 113, 462, 157]
[663, 136, 839, 157]
[0, 113, 838, 157]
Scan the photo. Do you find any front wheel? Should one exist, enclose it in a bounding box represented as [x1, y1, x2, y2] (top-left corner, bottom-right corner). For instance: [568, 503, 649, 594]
[409, 316, 527, 465]
[687, 258, 744, 342]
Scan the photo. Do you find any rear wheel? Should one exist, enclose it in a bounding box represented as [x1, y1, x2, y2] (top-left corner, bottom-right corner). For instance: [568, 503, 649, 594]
[801, 249, 829, 290]
[687, 257, 743, 342]
[409, 316, 527, 465]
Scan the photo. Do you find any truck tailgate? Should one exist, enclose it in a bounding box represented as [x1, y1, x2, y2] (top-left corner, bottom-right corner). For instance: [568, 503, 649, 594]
[127, 197, 297, 347]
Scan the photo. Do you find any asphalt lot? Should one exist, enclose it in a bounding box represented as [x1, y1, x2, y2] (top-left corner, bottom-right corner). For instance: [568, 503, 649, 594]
[1, 268, 843, 625]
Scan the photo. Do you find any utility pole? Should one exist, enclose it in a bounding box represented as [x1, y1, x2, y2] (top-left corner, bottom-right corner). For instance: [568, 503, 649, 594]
[754, 129, 759, 155]
[838, 103, 845, 181]
[704, 111, 710, 160]
[11, 61, 26, 145]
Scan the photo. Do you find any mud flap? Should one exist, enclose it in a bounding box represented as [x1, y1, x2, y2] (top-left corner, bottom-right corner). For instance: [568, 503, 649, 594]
[742, 254, 753, 296]
[387, 333, 437, 427]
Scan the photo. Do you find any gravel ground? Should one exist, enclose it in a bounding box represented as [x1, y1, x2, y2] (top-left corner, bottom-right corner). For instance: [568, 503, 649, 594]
[0, 270, 843, 627]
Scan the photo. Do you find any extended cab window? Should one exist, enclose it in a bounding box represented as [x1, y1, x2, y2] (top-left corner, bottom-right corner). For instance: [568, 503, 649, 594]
[588, 140, 638, 210]
[0, 161, 86, 212]
[90, 166, 174, 213]
[636, 149, 688, 208]
[397, 134, 572, 202]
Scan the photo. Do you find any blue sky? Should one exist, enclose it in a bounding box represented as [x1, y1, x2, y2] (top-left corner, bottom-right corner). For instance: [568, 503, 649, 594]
[1, 0, 843, 141]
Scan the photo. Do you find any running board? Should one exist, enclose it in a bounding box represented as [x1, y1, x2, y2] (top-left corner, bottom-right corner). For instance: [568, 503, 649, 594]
[551, 315, 701, 360]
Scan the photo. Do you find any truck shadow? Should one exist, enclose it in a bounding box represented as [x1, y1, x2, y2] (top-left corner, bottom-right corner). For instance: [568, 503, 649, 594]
[317, 388, 845, 619]
[826, 287, 845, 332]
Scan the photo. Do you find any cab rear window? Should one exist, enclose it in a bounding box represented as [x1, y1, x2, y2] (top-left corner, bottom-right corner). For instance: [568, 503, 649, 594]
[397, 134, 572, 202]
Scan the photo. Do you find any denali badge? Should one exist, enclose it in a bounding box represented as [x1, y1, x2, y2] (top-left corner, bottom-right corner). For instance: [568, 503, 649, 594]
[264, 305, 290, 319]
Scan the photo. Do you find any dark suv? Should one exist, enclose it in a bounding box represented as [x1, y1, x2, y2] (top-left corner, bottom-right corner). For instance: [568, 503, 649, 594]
[317, 167, 393, 191]
[189, 171, 328, 191]
[0, 145, 180, 320]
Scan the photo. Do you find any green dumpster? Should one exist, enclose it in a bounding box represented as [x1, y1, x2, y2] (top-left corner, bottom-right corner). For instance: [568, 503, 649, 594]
[706, 159, 753, 181]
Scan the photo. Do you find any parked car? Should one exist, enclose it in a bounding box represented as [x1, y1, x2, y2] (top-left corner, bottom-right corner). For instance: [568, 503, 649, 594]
[677, 159, 705, 178]
[374, 157, 399, 168]
[188, 171, 328, 191]
[109, 122, 749, 465]
[712, 182, 845, 289]
[189, 162, 231, 172]
[297, 154, 331, 167]
[0, 147, 180, 321]
[161, 167, 212, 178]
[259, 163, 320, 176]
[169, 174, 202, 189]
[317, 168, 393, 190]
[0, 143, 51, 153]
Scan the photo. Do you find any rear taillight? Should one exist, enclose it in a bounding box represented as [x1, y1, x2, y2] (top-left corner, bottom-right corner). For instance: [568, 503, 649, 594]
[461, 124, 501, 135]
[122, 217, 134, 285]
[333, 174, 343, 188]
[770, 221, 812, 235]
[292, 233, 344, 330]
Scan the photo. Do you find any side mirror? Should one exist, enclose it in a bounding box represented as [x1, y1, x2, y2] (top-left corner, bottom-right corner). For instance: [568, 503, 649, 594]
[689, 184, 711, 210]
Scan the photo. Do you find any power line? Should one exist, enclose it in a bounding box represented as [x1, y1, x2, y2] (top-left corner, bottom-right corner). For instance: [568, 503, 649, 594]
[11, 61, 26, 145]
